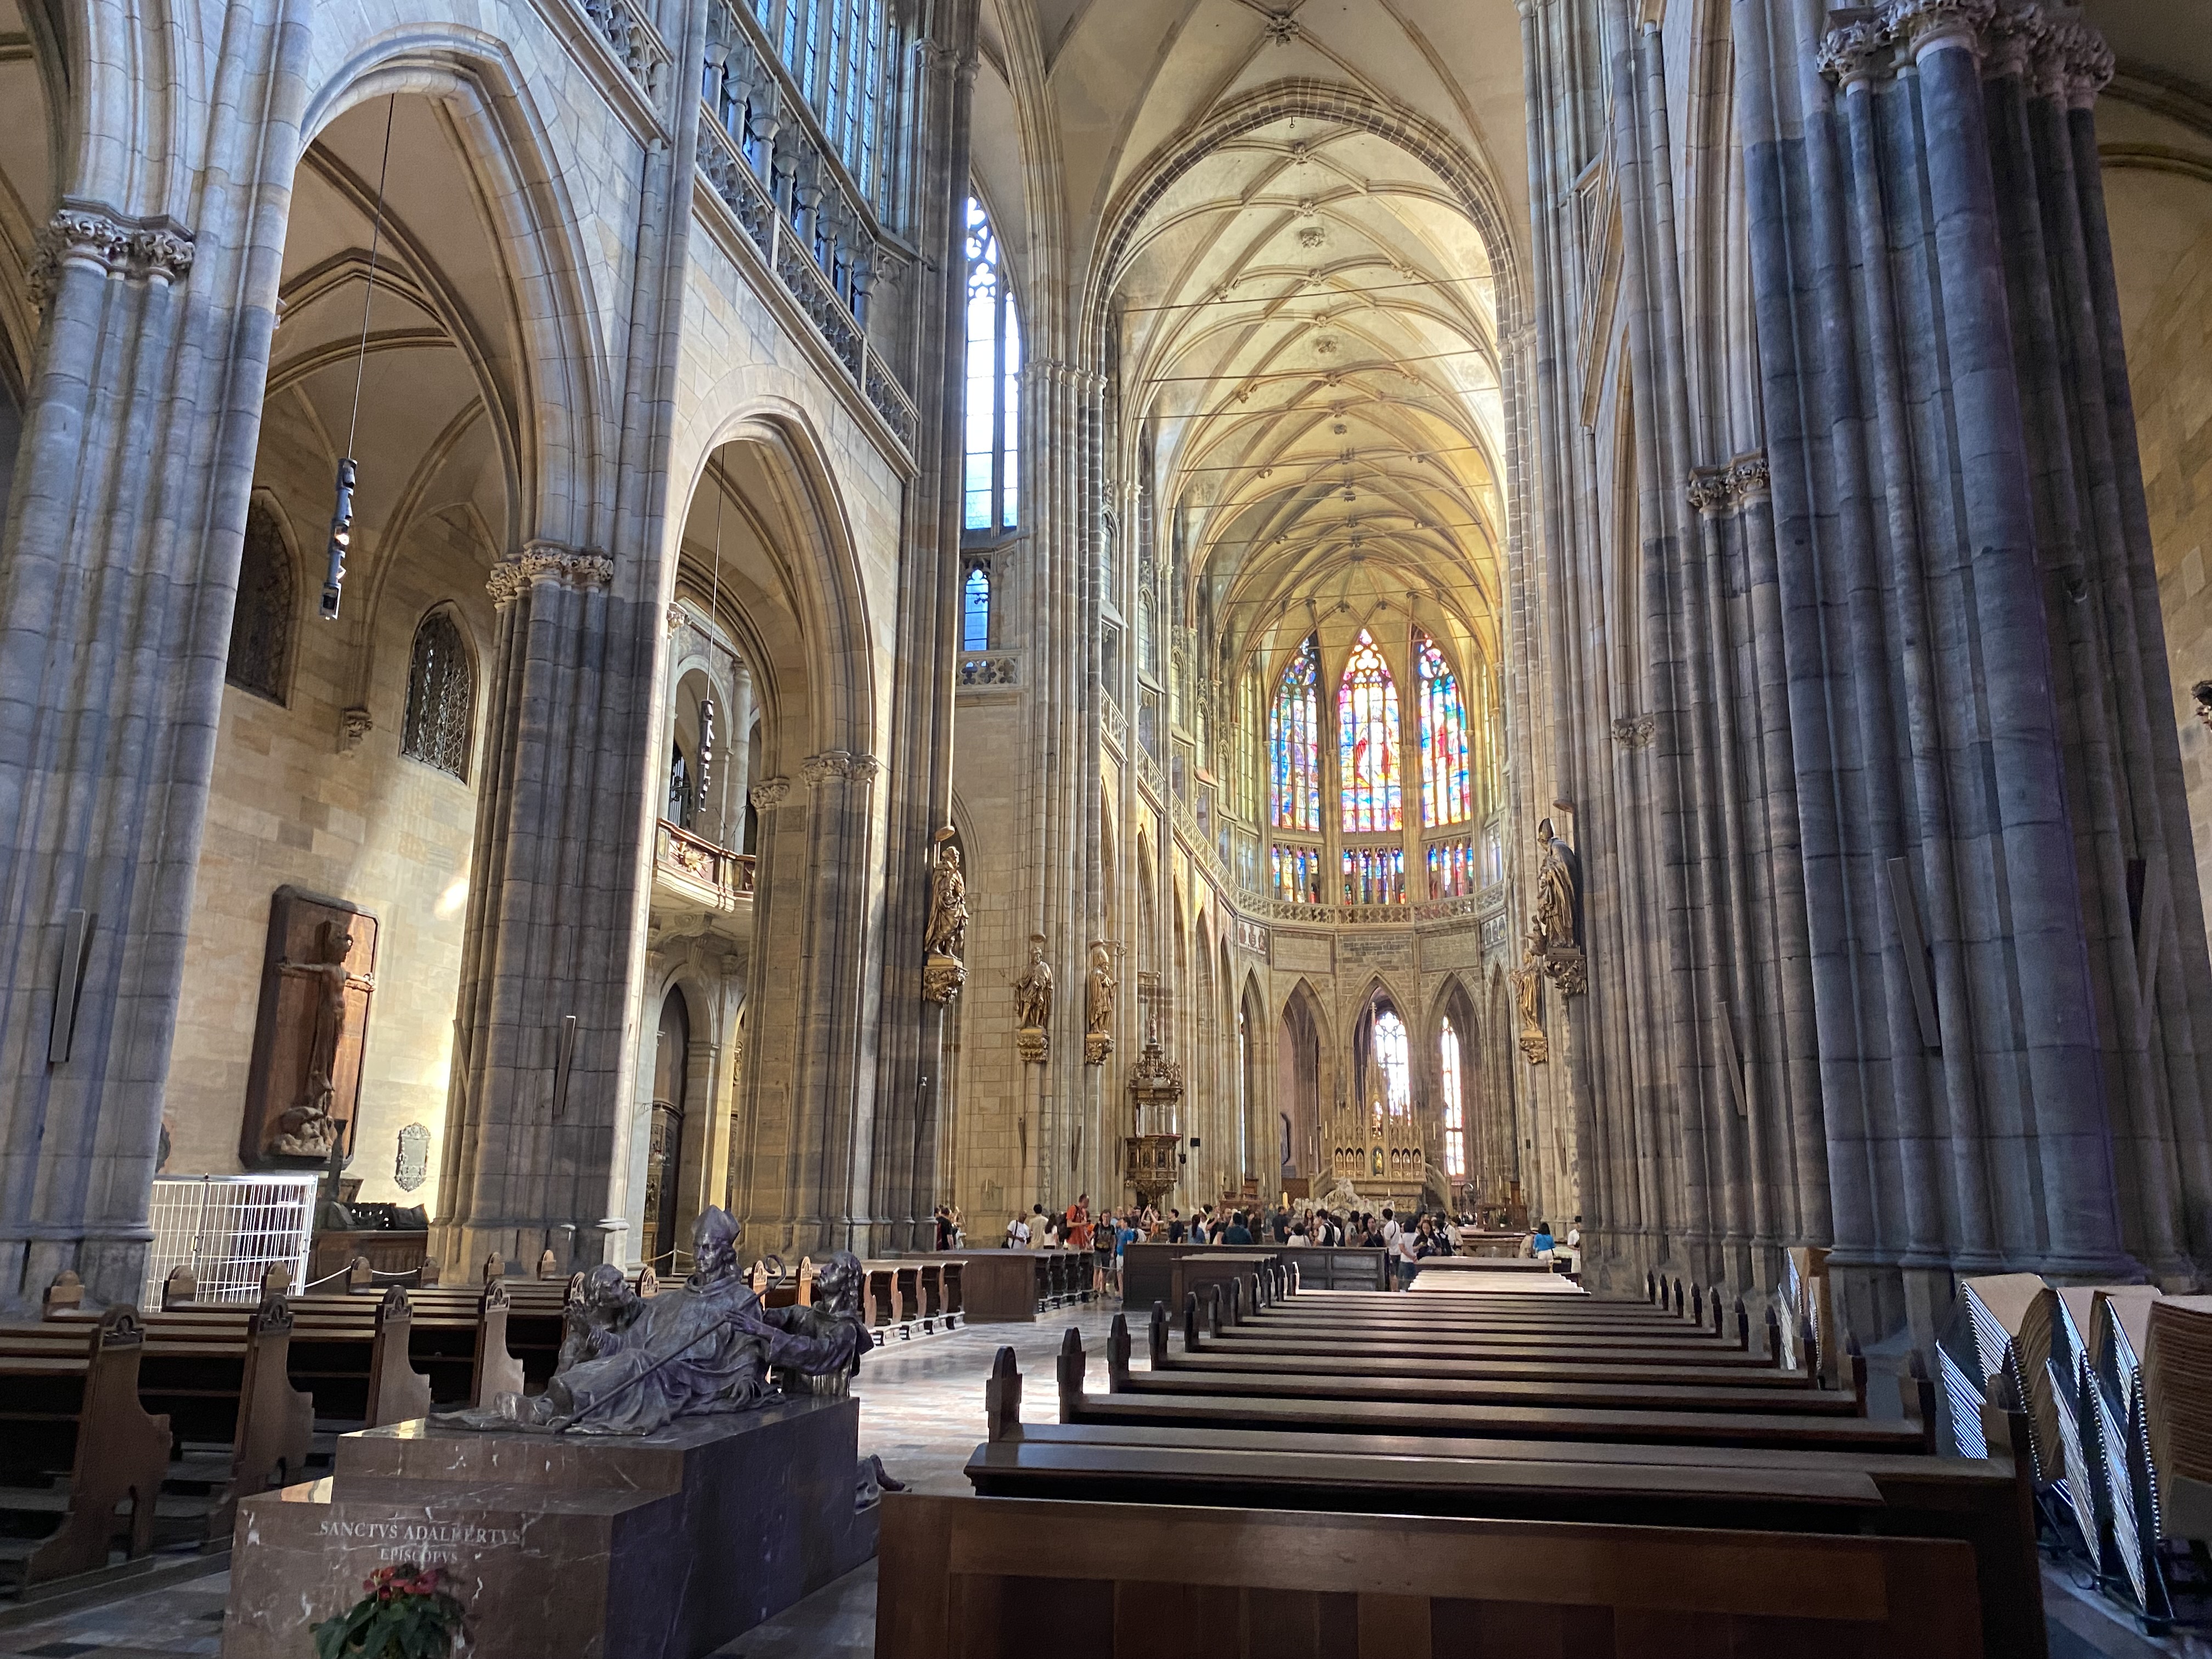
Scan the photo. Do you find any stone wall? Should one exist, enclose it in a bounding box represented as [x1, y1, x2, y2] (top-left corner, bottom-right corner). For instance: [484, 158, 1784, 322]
[2108, 129, 2212, 957]
[162, 423, 494, 1205]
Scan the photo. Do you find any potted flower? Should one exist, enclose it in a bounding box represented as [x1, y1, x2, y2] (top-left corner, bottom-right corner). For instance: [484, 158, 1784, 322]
[310, 1563, 466, 1658]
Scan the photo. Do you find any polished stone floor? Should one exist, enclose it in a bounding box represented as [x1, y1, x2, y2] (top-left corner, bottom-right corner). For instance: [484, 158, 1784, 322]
[1, 1296, 2207, 1658]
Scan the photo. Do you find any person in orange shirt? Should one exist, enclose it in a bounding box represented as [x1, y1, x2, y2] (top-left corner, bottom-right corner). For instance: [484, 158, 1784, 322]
[1065, 1192, 1092, 1253]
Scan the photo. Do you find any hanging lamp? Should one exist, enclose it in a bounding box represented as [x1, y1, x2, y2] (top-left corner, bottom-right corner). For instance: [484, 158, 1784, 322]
[321, 97, 397, 620]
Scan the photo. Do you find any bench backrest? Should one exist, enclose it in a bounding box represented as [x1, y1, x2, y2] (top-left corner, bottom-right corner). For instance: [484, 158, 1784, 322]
[878, 1492, 1983, 1658]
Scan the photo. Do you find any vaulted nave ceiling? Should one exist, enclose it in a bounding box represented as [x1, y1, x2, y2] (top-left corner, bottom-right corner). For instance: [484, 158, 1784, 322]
[973, 0, 1530, 681]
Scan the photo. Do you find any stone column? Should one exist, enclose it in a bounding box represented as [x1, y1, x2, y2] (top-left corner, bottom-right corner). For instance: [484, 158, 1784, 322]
[436, 545, 657, 1275]
[1736, 0, 2200, 1330]
[0, 4, 312, 1308]
[862, 5, 978, 1254]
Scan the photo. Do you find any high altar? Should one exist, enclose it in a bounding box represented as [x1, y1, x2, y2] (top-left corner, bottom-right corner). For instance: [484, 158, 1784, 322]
[1326, 1097, 1428, 1214]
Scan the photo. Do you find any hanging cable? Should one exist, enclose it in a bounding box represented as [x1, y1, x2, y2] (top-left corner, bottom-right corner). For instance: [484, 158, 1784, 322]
[321, 96, 398, 621]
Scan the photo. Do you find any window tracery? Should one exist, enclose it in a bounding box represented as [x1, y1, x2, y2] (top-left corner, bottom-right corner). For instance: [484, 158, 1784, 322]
[963, 196, 1020, 533]
[962, 560, 991, 651]
[1338, 628, 1400, 833]
[1269, 636, 1321, 832]
[225, 500, 295, 706]
[1417, 630, 1471, 827]
[401, 610, 473, 781]
[1440, 1016, 1466, 1180]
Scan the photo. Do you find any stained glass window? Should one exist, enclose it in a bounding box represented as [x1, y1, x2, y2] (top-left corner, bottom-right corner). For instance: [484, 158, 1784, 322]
[962, 561, 990, 651]
[1269, 636, 1321, 832]
[1338, 629, 1401, 832]
[1273, 844, 1324, 903]
[402, 610, 473, 780]
[226, 500, 295, 705]
[1342, 845, 1406, 905]
[1417, 630, 1471, 826]
[1426, 837, 1476, 899]
[1440, 1017, 1466, 1179]
[1374, 1010, 1409, 1109]
[964, 197, 1020, 532]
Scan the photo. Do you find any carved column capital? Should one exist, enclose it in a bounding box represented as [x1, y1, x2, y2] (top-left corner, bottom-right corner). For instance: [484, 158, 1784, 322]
[801, 749, 882, 787]
[1685, 466, 1736, 517]
[488, 541, 614, 608]
[1878, 0, 1996, 59]
[749, 776, 792, 811]
[1816, 19, 1889, 87]
[1610, 713, 1657, 751]
[27, 204, 195, 312]
[2039, 16, 2112, 106]
[1729, 451, 1771, 505]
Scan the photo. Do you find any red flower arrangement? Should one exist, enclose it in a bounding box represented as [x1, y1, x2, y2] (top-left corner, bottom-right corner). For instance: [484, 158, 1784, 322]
[310, 1562, 466, 1658]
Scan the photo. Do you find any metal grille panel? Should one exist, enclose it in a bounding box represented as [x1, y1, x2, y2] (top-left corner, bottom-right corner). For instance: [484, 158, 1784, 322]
[141, 1175, 317, 1306]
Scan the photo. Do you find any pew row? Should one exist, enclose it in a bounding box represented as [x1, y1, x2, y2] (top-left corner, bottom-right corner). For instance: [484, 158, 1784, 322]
[878, 1490, 1986, 1658]
[0, 1307, 173, 1589]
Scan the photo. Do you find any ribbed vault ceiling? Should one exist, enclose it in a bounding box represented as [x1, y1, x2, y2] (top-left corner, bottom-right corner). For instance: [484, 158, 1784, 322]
[1112, 112, 1504, 680]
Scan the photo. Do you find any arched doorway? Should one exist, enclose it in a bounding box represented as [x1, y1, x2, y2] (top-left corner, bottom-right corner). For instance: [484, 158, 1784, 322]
[645, 987, 691, 1268]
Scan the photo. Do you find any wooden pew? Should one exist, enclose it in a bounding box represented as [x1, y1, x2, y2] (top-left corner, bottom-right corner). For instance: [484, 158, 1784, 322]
[283, 1287, 433, 1429]
[967, 1350, 2038, 1658]
[334, 1281, 527, 1407]
[0, 1306, 174, 1589]
[878, 1490, 1985, 1657]
[1097, 1318, 1858, 1424]
[1054, 1326, 1917, 1455]
[130, 1293, 315, 1545]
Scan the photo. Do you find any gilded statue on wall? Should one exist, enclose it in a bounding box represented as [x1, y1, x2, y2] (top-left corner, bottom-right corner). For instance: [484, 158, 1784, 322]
[922, 831, 968, 1003]
[1013, 934, 1053, 1062]
[924, 839, 968, 958]
[1084, 940, 1115, 1065]
[1509, 932, 1549, 1065]
[1532, 816, 1587, 997]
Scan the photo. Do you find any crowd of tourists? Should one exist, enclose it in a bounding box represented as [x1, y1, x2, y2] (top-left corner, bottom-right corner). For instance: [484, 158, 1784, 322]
[930, 1194, 1581, 1294]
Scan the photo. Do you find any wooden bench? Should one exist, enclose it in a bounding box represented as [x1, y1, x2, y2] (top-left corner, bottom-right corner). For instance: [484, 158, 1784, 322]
[128, 1293, 314, 1545]
[1054, 1325, 1924, 1455]
[333, 1281, 529, 1407]
[0, 1307, 173, 1588]
[282, 1287, 434, 1429]
[878, 1490, 1985, 1657]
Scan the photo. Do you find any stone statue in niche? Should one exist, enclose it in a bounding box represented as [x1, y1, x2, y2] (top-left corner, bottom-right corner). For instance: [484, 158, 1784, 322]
[1532, 817, 1587, 997]
[922, 831, 969, 1003]
[241, 889, 379, 1167]
[924, 839, 968, 957]
[1084, 940, 1115, 1066]
[393, 1122, 430, 1192]
[1013, 934, 1053, 1064]
[464, 1207, 866, 1436]
[1532, 817, 1582, 951]
[1509, 935, 1549, 1066]
[1013, 934, 1053, 1026]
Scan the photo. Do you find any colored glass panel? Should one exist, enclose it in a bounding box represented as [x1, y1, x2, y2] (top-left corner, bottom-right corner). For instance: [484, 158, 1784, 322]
[963, 197, 1019, 532]
[1339, 629, 1401, 832]
[1374, 1011, 1410, 1109]
[962, 565, 990, 651]
[1417, 631, 1472, 827]
[1270, 637, 1322, 832]
[1440, 1017, 1465, 1179]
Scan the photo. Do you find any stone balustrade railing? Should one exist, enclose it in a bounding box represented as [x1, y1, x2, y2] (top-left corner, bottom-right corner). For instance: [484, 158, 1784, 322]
[654, 819, 756, 907]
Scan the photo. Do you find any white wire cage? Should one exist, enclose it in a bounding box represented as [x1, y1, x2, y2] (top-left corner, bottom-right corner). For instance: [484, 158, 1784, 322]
[141, 1173, 318, 1306]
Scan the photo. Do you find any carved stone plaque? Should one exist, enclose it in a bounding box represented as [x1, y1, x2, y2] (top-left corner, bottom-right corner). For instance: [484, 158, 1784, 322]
[241, 887, 379, 1167]
[394, 1123, 430, 1192]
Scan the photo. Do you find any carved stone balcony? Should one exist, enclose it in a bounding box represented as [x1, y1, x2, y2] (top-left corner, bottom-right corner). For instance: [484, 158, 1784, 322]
[651, 819, 754, 938]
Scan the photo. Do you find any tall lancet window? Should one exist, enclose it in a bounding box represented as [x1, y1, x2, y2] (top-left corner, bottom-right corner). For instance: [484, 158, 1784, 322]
[1417, 630, 1471, 826]
[963, 195, 1021, 532]
[1339, 628, 1401, 833]
[1373, 1009, 1410, 1109]
[1269, 636, 1322, 832]
[1439, 1017, 1466, 1179]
